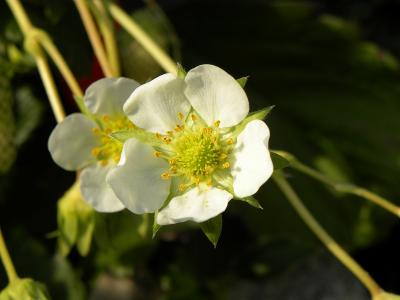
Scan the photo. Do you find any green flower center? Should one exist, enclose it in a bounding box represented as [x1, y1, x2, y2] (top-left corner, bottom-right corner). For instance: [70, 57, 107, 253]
[155, 114, 233, 191]
[91, 115, 134, 165]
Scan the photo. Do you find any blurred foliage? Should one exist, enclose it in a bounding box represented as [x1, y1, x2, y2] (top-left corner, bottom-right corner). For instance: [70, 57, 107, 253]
[57, 181, 95, 257]
[118, 3, 181, 83]
[0, 0, 400, 299]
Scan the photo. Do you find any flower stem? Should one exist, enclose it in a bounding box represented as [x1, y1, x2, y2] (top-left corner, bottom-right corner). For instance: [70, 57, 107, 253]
[108, 3, 178, 75]
[6, 0, 66, 123]
[75, 0, 115, 77]
[0, 228, 18, 283]
[274, 151, 400, 218]
[272, 171, 382, 297]
[91, 0, 120, 76]
[35, 30, 83, 98]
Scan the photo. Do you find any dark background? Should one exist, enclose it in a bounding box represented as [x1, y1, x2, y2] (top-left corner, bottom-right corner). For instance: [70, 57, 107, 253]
[0, 0, 399, 299]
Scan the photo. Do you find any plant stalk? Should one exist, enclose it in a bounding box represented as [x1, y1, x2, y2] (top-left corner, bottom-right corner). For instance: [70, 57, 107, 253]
[108, 3, 178, 74]
[0, 228, 18, 283]
[273, 171, 382, 297]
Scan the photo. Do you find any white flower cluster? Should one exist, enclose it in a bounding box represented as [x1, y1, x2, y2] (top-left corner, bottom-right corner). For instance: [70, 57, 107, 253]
[49, 65, 273, 225]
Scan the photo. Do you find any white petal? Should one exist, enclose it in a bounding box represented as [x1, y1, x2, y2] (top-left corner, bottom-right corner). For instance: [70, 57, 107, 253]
[106, 138, 170, 214]
[123, 73, 191, 134]
[84, 77, 140, 116]
[48, 113, 99, 171]
[80, 162, 125, 212]
[156, 185, 232, 225]
[185, 64, 249, 128]
[231, 120, 273, 198]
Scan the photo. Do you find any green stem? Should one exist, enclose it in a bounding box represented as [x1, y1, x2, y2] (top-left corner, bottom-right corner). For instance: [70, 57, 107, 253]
[6, 0, 66, 123]
[108, 3, 178, 75]
[91, 0, 120, 76]
[35, 30, 83, 98]
[273, 171, 382, 297]
[275, 151, 400, 218]
[0, 228, 18, 283]
[75, 0, 115, 77]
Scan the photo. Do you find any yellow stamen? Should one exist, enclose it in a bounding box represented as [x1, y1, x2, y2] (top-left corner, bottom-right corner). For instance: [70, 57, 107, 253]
[169, 158, 176, 165]
[92, 127, 101, 134]
[162, 136, 171, 144]
[161, 172, 170, 180]
[155, 132, 162, 139]
[102, 115, 110, 122]
[91, 148, 101, 156]
[179, 183, 187, 192]
[214, 120, 221, 127]
[202, 127, 213, 135]
[153, 151, 162, 158]
[219, 153, 228, 160]
[113, 154, 120, 162]
[227, 138, 234, 145]
[207, 179, 213, 186]
[222, 162, 230, 169]
[178, 112, 184, 120]
[170, 166, 177, 173]
[191, 114, 197, 121]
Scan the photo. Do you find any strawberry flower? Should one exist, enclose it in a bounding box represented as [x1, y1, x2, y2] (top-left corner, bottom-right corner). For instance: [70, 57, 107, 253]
[106, 65, 273, 224]
[48, 78, 139, 212]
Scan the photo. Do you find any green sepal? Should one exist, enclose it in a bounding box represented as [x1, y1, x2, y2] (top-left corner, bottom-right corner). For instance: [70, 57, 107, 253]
[200, 214, 222, 248]
[270, 151, 291, 170]
[0, 278, 50, 300]
[152, 210, 162, 239]
[236, 76, 249, 88]
[111, 128, 163, 147]
[230, 106, 275, 138]
[177, 63, 187, 79]
[237, 196, 263, 209]
[57, 181, 95, 257]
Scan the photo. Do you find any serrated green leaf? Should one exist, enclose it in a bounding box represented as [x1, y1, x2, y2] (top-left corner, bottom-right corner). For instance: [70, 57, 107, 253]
[230, 106, 275, 137]
[200, 214, 222, 248]
[236, 76, 249, 88]
[237, 196, 263, 209]
[271, 151, 291, 170]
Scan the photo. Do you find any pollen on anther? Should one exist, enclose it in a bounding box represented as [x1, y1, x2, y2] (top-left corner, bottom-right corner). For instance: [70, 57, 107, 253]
[227, 138, 234, 145]
[169, 158, 176, 165]
[155, 132, 162, 139]
[170, 166, 177, 173]
[222, 162, 230, 169]
[162, 136, 172, 143]
[178, 112, 184, 120]
[214, 120, 221, 127]
[161, 172, 170, 180]
[91, 148, 100, 156]
[191, 114, 197, 121]
[92, 127, 101, 134]
[178, 184, 187, 192]
[153, 151, 162, 157]
[219, 153, 228, 160]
